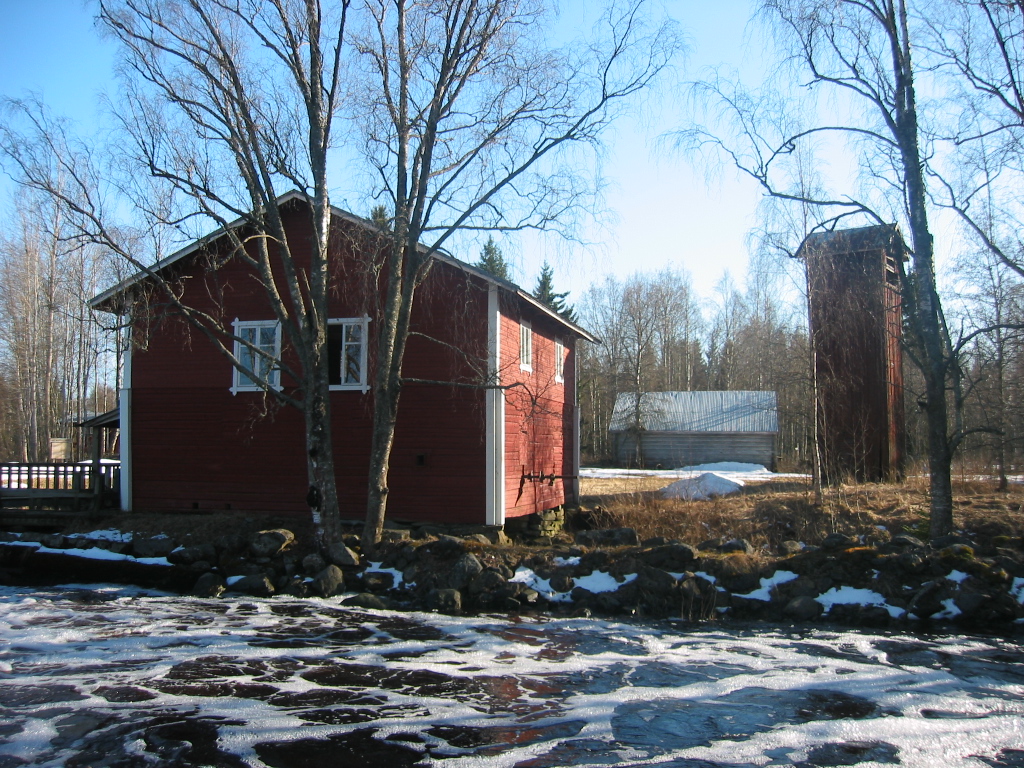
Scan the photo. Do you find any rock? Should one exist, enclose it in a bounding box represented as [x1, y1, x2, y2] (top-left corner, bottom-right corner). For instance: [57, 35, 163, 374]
[232, 574, 276, 597]
[132, 535, 177, 559]
[40, 533, 66, 549]
[363, 571, 395, 592]
[780, 540, 804, 556]
[193, 572, 226, 598]
[278, 576, 310, 598]
[636, 566, 678, 596]
[426, 535, 466, 558]
[698, 537, 726, 552]
[898, 552, 926, 573]
[381, 529, 411, 543]
[445, 553, 483, 590]
[427, 588, 462, 614]
[891, 534, 925, 548]
[720, 538, 754, 555]
[469, 568, 508, 595]
[784, 595, 823, 621]
[821, 532, 857, 551]
[188, 560, 212, 574]
[327, 542, 361, 568]
[466, 534, 492, 545]
[801, 740, 899, 766]
[575, 528, 639, 549]
[311, 565, 345, 598]
[302, 553, 327, 575]
[168, 543, 216, 566]
[636, 543, 697, 571]
[250, 529, 295, 558]
[953, 588, 988, 619]
[549, 571, 575, 593]
[908, 580, 948, 619]
[213, 533, 247, 555]
[931, 533, 973, 549]
[344, 592, 391, 610]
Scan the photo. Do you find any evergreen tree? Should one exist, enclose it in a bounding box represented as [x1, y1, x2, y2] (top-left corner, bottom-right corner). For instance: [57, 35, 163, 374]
[476, 236, 512, 281]
[369, 204, 390, 231]
[534, 261, 576, 323]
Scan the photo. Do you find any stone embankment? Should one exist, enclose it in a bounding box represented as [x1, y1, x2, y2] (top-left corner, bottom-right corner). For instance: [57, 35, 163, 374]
[2, 526, 1023, 630]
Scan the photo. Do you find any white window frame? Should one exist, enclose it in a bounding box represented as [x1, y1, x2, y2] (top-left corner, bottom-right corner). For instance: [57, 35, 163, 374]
[554, 339, 565, 384]
[520, 320, 533, 372]
[328, 316, 370, 393]
[231, 319, 281, 394]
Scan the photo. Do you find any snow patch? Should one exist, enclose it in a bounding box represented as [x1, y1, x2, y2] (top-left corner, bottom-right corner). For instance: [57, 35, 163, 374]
[816, 586, 906, 618]
[1011, 577, 1024, 605]
[661, 472, 744, 500]
[735, 570, 799, 601]
[365, 561, 406, 589]
[946, 570, 970, 584]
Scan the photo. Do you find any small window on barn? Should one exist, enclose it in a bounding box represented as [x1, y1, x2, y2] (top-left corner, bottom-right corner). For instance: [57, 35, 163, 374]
[519, 320, 533, 372]
[231, 320, 281, 394]
[554, 340, 565, 383]
[328, 317, 370, 392]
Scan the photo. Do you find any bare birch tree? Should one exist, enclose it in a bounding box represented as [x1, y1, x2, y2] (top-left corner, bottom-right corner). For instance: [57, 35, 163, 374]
[685, 0, 958, 537]
[351, 0, 679, 546]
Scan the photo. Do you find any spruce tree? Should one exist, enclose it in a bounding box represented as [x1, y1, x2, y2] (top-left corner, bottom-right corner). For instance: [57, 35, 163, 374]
[534, 261, 576, 323]
[476, 236, 512, 281]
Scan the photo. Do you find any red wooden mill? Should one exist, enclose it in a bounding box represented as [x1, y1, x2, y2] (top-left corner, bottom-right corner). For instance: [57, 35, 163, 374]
[90, 192, 594, 528]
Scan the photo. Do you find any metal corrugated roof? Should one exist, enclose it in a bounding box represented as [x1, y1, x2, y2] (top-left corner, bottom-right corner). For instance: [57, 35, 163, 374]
[609, 391, 779, 433]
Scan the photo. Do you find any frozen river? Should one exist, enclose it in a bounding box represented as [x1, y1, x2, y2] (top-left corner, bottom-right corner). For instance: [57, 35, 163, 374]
[1, 584, 1022, 767]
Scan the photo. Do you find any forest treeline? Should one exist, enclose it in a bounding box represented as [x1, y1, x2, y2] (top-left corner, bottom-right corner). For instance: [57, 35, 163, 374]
[569, 256, 1024, 477]
[0, 191, 119, 462]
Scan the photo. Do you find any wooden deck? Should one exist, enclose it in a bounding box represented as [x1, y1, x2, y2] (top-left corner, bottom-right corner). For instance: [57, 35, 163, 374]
[0, 462, 120, 524]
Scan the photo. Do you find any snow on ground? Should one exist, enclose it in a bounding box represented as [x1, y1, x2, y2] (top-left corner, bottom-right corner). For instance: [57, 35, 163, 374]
[661, 471, 745, 500]
[1, 583, 1023, 767]
[580, 462, 808, 484]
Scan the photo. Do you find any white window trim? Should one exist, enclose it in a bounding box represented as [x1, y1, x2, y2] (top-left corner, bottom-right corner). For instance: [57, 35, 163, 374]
[230, 319, 282, 394]
[519, 319, 533, 373]
[554, 339, 565, 384]
[328, 316, 371, 393]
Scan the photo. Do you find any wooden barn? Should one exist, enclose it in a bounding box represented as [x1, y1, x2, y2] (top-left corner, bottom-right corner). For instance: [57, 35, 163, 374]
[608, 391, 779, 469]
[798, 224, 906, 483]
[90, 192, 595, 527]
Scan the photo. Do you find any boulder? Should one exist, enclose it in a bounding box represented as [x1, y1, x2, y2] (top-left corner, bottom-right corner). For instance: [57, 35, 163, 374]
[327, 542, 361, 568]
[779, 540, 804, 556]
[931, 533, 974, 549]
[168, 543, 216, 566]
[720, 538, 754, 555]
[193, 572, 226, 598]
[363, 571, 395, 592]
[444, 553, 483, 590]
[311, 565, 345, 598]
[213, 533, 247, 556]
[469, 568, 508, 595]
[232, 574, 276, 597]
[549, 571, 575, 593]
[278, 576, 310, 598]
[698, 537, 725, 552]
[783, 595, 823, 621]
[821, 532, 858, 551]
[636, 543, 697, 571]
[133, 535, 177, 559]
[344, 592, 391, 610]
[891, 534, 925, 548]
[427, 588, 462, 614]
[250, 529, 295, 558]
[575, 528, 639, 549]
[302, 553, 327, 576]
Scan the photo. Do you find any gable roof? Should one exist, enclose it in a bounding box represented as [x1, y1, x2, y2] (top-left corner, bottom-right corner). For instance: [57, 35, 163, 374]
[609, 391, 779, 434]
[88, 190, 596, 342]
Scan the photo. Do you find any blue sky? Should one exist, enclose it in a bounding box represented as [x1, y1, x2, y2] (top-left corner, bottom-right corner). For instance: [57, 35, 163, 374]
[0, 1, 769, 303]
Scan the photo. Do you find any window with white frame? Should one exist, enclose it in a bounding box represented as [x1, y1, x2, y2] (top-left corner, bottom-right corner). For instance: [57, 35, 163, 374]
[232, 320, 281, 393]
[554, 339, 565, 383]
[328, 317, 369, 391]
[519, 320, 532, 371]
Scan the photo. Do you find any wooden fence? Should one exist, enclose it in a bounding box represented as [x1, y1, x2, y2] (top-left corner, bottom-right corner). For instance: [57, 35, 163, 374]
[0, 462, 120, 513]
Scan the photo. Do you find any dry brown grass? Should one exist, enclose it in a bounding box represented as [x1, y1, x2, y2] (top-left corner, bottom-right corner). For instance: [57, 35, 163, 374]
[577, 475, 1024, 552]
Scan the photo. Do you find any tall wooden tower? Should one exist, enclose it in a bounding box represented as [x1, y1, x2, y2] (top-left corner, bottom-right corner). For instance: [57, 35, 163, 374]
[798, 225, 906, 483]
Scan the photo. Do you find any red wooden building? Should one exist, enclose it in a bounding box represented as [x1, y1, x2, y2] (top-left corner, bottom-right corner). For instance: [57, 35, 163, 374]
[798, 224, 907, 483]
[91, 192, 594, 527]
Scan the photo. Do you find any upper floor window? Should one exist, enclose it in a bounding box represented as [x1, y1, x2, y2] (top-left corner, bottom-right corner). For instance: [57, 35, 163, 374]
[232, 319, 281, 393]
[554, 340, 565, 383]
[328, 317, 369, 391]
[519, 320, 533, 372]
